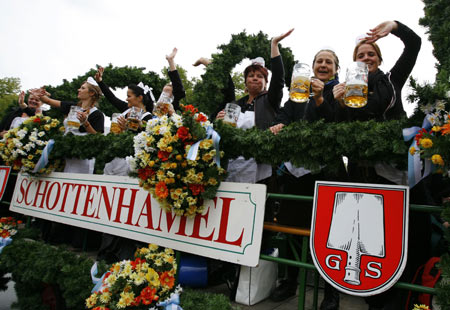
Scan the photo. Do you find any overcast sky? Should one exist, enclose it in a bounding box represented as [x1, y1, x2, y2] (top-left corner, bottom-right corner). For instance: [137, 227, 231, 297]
[0, 0, 437, 116]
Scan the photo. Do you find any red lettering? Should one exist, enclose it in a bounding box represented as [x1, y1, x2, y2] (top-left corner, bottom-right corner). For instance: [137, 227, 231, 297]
[24, 178, 35, 205]
[95, 186, 117, 220]
[134, 194, 155, 229]
[190, 207, 214, 241]
[69, 184, 87, 215]
[214, 197, 243, 246]
[16, 178, 28, 204]
[156, 209, 188, 236]
[81, 184, 99, 218]
[32, 180, 51, 208]
[113, 187, 138, 225]
[45, 182, 61, 210]
[58, 182, 76, 213]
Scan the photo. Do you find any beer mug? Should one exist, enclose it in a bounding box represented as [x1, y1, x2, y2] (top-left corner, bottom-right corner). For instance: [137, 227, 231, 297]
[110, 113, 122, 134]
[127, 106, 142, 131]
[153, 91, 174, 117]
[67, 105, 82, 129]
[223, 103, 241, 126]
[289, 63, 311, 103]
[344, 61, 368, 108]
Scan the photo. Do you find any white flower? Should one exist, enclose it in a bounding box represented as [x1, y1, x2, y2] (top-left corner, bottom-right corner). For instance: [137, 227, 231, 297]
[158, 125, 168, 135]
[200, 120, 212, 128]
[29, 136, 37, 142]
[146, 118, 159, 129]
[170, 114, 183, 127]
[38, 131, 45, 137]
[126, 156, 137, 172]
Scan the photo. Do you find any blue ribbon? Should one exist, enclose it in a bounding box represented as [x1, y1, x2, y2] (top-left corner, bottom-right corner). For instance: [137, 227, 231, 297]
[90, 262, 106, 293]
[157, 293, 183, 310]
[187, 126, 221, 167]
[0, 237, 12, 254]
[402, 116, 433, 188]
[33, 139, 55, 173]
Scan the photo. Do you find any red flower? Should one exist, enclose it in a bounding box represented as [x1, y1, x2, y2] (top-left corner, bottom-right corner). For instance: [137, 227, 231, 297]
[196, 113, 207, 123]
[189, 184, 205, 196]
[177, 126, 190, 141]
[140, 287, 157, 305]
[414, 128, 428, 143]
[183, 104, 198, 114]
[1, 229, 10, 238]
[158, 151, 170, 162]
[155, 181, 169, 198]
[33, 117, 41, 123]
[138, 167, 155, 180]
[160, 271, 175, 289]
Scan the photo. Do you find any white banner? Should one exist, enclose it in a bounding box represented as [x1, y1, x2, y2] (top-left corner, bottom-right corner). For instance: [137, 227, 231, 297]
[10, 172, 267, 267]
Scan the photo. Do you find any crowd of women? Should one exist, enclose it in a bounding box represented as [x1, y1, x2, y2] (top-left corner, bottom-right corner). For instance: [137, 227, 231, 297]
[1, 19, 448, 310]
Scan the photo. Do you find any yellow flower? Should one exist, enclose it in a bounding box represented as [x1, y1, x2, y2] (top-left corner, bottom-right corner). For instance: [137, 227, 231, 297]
[43, 124, 51, 131]
[85, 293, 98, 307]
[146, 268, 160, 287]
[432, 126, 441, 132]
[208, 178, 218, 185]
[413, 304, 430, 310]
[176, 154, 183, 161]
[409, 146, 417, 155]
[167, 146, 173, 152]
[99, 291, 111, 303]
[419, 138, 433, 148]
[431, 154, 444, 166]
[199, 139, 213, 149]
[28, 155, 34, 160]
[149, 243, 159, 251]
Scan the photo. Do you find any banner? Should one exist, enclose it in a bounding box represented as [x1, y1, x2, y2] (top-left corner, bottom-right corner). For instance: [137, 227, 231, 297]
[0, 166, 11, 201]
[10, 172, 266, 267]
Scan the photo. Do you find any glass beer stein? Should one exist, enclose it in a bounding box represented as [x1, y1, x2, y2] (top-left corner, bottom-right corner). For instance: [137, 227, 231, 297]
[289, 63, 311, 103]
[153, 91, 174, 117]
[67, 105, 82, 129]
[127, 107, 142, 131]
[344, 61, 368, 108]
[110, 113, 122, 134]
[223, 102, 241, 127]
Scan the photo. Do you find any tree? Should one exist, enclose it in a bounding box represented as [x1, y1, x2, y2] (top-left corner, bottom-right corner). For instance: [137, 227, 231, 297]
[0, 77, 21, 120]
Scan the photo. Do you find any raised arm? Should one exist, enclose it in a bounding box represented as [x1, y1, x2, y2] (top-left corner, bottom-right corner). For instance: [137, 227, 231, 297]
[95, 66, 128, 112]
[271, 28, 294, 58]
[33, 88, 62, 109]
[166, 48, 185, 111]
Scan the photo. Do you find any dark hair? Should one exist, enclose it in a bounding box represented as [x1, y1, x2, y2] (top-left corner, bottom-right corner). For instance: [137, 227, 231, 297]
[128, 84, 154, 112]
[244, 64, 269, 83]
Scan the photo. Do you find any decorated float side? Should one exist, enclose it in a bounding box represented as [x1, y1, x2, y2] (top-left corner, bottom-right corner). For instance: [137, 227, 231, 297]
[0, 1, 450, 308]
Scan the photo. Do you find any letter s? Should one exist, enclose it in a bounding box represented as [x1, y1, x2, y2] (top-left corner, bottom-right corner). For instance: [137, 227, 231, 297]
[365, 262, 382, 279]
[325, 254, 342, 270]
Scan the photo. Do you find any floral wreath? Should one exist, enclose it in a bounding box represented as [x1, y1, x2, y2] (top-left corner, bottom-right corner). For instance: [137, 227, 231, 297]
[0, 115, 64, 175]
[86, 244, 180, 310]
[129, 104, 226, 217]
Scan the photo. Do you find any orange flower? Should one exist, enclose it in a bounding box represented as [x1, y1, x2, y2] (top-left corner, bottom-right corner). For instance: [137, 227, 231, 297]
[183, 105, 198, 114]
[140, 287, 157, 305]
[155, 181, 169, 198]
[159, 271, 175, 289]
[196, 113, 207, 123]
[1, 229, 10, 238]
[441, 123, 450, 135]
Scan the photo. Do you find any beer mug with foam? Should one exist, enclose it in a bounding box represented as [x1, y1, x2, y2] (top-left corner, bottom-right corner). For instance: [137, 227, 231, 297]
[289, 63, 311, 103]
[67, 105, 82, 129]
[127, 106, 142, 131]
[344, 61, 368, 108]
[110, 113, 122, 134]
[223, 103, 241, 127]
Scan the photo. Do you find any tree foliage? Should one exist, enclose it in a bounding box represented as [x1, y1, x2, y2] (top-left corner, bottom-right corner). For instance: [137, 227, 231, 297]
[0, 77, 21, 119]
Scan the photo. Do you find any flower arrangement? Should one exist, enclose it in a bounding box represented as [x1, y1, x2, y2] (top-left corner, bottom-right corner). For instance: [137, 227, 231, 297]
[129, 104, 226, 217]
[86, 244, 180, 310]
[412, 101, 450, 175]
[0, 216, 22, 238]
[0, 115, 63, 175]
[412, 304, 430, 310]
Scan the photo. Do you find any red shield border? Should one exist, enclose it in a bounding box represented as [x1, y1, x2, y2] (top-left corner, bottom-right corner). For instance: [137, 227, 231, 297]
[0, 166, 11, 201]
[310, 181, 409, 296]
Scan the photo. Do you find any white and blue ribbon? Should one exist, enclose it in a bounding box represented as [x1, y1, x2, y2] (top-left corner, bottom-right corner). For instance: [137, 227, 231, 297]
[157, 293, 183, 310]
[0, 237, 12, 254]
[402, 116, 433, 188]
[187, 126, 221, 167]
[32, 139, 55, 173]
[90, 262, 107, 293]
